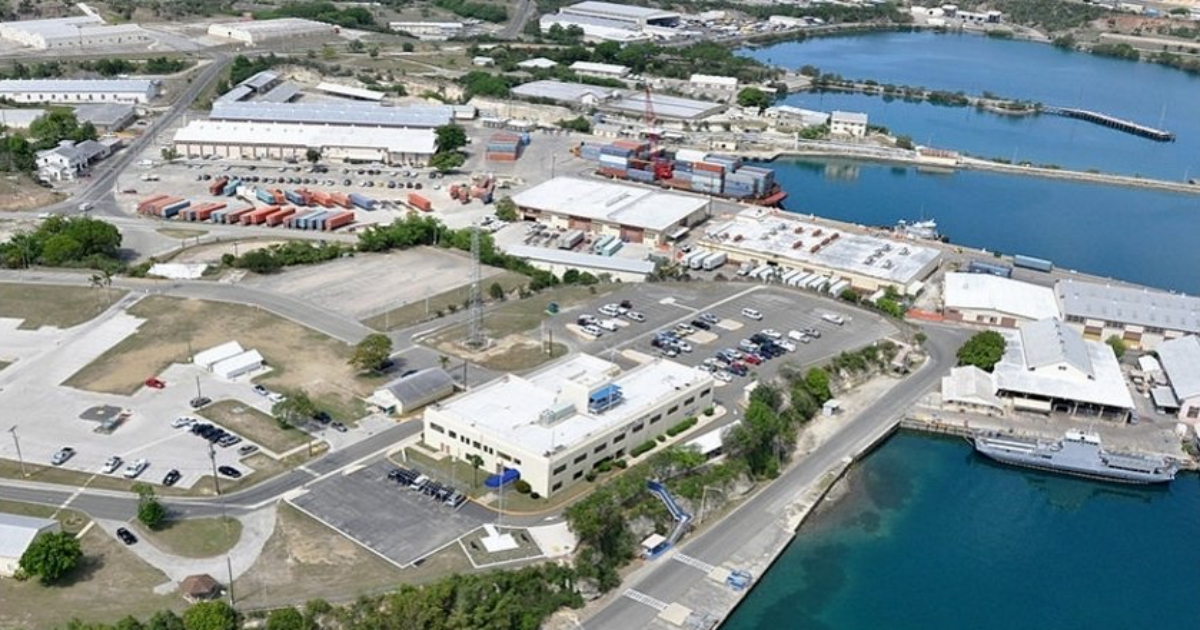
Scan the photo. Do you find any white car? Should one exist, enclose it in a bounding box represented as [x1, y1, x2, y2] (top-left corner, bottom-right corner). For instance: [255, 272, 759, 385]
[267, 392, 286, 403]
[788, 329, 805, 341]
[741, 308, 763, 321]
[123, 458, 149, 479]
[675, 341, 693, 353]
[625, 311, 646, 322]
[778, 340, 797, 352]
[582, 324, 604, 337]
[101, 456, 123, 474]
[598, 304, 621, 317]
[761, 329, 782, 339]
[713, 371, 733, 383]
[821, 313, 845, 326]
[598, 319, 621, 332]
[171, 416, 195, 429]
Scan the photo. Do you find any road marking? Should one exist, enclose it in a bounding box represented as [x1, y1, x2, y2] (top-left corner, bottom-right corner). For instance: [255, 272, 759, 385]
[623, 589, 669, 612]
[298, 466, 319, 477]
[672, 553, 716, 574]
[75, 521, 95, 539]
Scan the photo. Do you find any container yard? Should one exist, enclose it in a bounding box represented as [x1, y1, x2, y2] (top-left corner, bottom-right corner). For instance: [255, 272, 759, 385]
[134, 184, 365, 232]
[572, 140, 787, 206]
[485, 131, 528, 162]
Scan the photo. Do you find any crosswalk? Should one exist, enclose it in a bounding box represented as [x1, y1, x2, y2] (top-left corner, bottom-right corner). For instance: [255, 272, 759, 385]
[623, 589, 669, 611]
[673, 553, 716, 574]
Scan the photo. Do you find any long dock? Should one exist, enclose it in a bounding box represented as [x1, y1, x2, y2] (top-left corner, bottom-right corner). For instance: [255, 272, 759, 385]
[1043, 106, 1175, 142]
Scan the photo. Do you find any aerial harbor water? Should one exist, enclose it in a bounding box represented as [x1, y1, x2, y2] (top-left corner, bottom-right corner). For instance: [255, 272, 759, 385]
[722, 433, 1200, 630]
[739, 31, 1200, 180]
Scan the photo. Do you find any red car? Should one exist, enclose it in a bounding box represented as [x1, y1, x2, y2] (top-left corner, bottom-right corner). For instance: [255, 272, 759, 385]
[742, 354, 762, 366]
[144, 377, 166, 389]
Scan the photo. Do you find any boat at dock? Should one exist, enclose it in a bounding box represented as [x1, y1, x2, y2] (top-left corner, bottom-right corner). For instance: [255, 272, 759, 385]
[895, 218, 940, 240]
[971, 429, 1178, 484]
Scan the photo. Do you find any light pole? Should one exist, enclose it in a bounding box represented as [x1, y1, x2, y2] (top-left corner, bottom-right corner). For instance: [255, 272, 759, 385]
[8, 426, 27, 478]
[208, 441, 222, 497]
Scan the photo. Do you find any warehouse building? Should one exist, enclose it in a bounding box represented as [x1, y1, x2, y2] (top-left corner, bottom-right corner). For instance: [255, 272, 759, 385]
[540, 1, 681, 42]
[764, 105, 830, 128]
[422, 353, 712, 497]
[0, 16, 149, 49]
[1055, 279, 1200, 350]
[74, 103, 137, 131]
[209, 101, 453, 129]
[316, 81, 385, 102]
[173, 120, 436, 164]
[1154, 335, 1200, 423]
[701, 208, 941, 294]
[0, 513, 60, 577]
[559, 1, 681, 27]
[603, 91, 726, 123]
[539, 14, 653, 43]
[569, 61, 630, 79]
[511, 176, 711, 245]
[207, 18, 338, 45]
[690, 74, 738, 91]
[516, 57, 558, 70]
[367, 368, 457, 415]
[388, 21, 464, 40]
[510, 80, 619, 107]
[0, 79, 158, 104]
[942, 272, 1060, 328]
[503, 245, 657, 283]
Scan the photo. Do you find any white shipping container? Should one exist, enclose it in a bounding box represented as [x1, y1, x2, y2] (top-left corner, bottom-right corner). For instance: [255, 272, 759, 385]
[791, 272, 812, 287]
[702, 252, 727, 270]
[675, 148, 709, 164]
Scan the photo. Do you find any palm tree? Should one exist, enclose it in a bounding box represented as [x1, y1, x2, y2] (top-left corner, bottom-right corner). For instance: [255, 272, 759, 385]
[466, 454, 484, 486]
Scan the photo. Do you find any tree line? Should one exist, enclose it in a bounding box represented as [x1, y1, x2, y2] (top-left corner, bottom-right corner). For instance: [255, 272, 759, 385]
[0, 215, 122, 271]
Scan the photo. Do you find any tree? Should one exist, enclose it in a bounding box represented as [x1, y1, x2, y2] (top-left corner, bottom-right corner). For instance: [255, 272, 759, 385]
[1106, 335, 1127, 359]
[182, 601, 239, 630]
[434, 124, 468, 153]
[488, 281, 505, 301]
[895, 134, 915, 150]
[272, 389, 319, 427]
[347, 39, 365, 53]
[402, 42, 414, 52]
[803, 367, 832, 404]
[956, 330, 1007, 372]
[429, 150, 465, 173]
[305, 148, 321, 164]
[161, 147, 179, 161]
[235, 249, 281, 274]
[135, 482, 167, 529]
[350, 333, 393, 372]
[147, 611, 185, 630]
[368, 45, 380, 58]
[736, 87, 772, 111]
[18, 530, 81, 584]
[466, 453, 484, 485]
[265, 608, 308, 630]
[494, 196, 518, 222]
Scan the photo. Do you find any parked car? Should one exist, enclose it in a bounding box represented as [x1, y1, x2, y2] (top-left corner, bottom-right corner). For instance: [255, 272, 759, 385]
[218, 434, 242, 448]
[253, 384, 268, 396]
[266, 392, 286, 404]
[238, 445, 259, 456]
[741, 308, 764, 321]
[115, 527, 138, 545]
[162, 469, 181, 487]
[144, 377, 166, 389]
[598, 303, 621, 317]
[312, 411, 332, 425]
[217, 465, 242, 479]
[700, 312, 720, 324]
[761, 329, 782, 339]
[625, 311, 646, 322]
[124, 458, 149, 479]
[690, 319, 711, 331]
[171, 416, 195, 429]
[331, 422, 348, 433]
[101, 455, 122, 474]
[581, 324, 603, 337]
[189, 396, 212, 409]
[50, 447, 76, 466]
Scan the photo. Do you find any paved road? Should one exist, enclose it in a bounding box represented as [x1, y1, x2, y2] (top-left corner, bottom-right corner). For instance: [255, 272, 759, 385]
[500, 0, 537, 39]
[583, 325, 967, 629]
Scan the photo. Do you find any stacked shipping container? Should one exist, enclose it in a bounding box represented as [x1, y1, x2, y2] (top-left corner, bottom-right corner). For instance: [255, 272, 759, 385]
[485, 132, 523, 162]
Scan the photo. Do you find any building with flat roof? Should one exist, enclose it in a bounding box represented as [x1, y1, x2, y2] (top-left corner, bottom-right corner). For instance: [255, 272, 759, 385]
[0, 79, 157, 104]
[1055, 279, 1200, 350]
[942, 272, 1060, 328]
[539, 14, 653, 43]
[1156, 335, 1200, 423]
[516, 57, 558, 70]
[764, 105, 830, 127]
[423, 353, 713, 496]
[367, 369, 457, 415]
[0, 16, 149, 49]
[560, 2, 681, 27]
[541, 1, 680, 42]
[173, 121, 436, 165]
[315, 81, 385, 102]
[503, 245, 657, 282]
[830, 110, 868, 137]
[207, 18, 337, 45]
[74, 102, 136, 131]
[0, 108, 46, 129]
[690, 74, 738, 91]
[210, 101, 452, 129]
[604, 91, 725, 122]
[569, 61, 630, 78]
[512, 176, 711, 244]
[701, 208, 941, 294]
[36, 139, 113, 181]
[0, 513, 60, 577]
[388, 21, 464, 40]
[510, 80, 619, 106]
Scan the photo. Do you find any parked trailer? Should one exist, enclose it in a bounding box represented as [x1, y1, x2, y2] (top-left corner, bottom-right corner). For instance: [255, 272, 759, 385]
[223, 178, 241, 196]
[558, 229, 585, 250]
[600, 238, 623, 257]
[1013, 254, 1053, 273]
[242, 205, 278, 225]
[593, 234, 614, 254]
[408, 192, 432, 212]
[780, 269, 802, 285]
[329, 192, 352, 209]
[324, 211, 354, 231]
[828, 279, 851, 296]
[681, 250, 708, 268]
[751, 264, 773, 280]
[160, 199, 190, 219]
[807, 275, 829, 290]
[287, 210, 317, 228]
[689, 251, 714, 270]
[790, 272, 812, 287]
[255, 188, 276, 204]
[191, 202, 226, 222]
[208, 177, 228, 196]
[701, 251, 727, 271]
[348, 192, 378, 211]
[300, 210, 330, 230]
[284, 190, 306, 206]
[223, 206, 255, 224]
[966, 260, 1014, 278]
[265, 207, 295, 226]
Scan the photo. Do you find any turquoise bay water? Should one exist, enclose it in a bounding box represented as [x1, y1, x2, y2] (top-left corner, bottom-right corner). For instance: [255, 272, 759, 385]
[722, 433, 1200, 630]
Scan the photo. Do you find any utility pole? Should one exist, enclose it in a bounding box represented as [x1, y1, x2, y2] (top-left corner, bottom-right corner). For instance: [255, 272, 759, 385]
[8, 426, 26, 478]
[466, 224, 484, 348]
[209, 441, 222, 497]
[226, 555, 235, 606]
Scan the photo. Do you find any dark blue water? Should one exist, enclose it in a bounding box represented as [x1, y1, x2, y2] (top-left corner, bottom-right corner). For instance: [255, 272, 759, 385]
[739, 32, 1200, 179]
[722, 433, 1200, 630]
[767, 157, 1200, 294]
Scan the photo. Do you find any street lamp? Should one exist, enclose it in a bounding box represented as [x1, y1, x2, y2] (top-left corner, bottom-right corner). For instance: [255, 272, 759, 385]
[8, 426, 27, 478]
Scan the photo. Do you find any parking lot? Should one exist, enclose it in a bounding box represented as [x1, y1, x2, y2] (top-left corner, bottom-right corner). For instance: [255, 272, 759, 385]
[288, 460, 492, 568]
[543, 282, 900, 386]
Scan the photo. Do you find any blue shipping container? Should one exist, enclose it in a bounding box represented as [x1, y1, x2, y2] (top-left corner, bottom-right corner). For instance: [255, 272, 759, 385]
[348, 193, 378, 210]
[1013, 254, 1053, 272]
[255, 188, 275, 204]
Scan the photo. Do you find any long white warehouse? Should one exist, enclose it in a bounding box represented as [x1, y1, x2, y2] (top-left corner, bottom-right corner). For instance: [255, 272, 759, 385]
[173, 120, 436, 165]
[0, 79, 158, 104]
[209, 101, 453, 128]
[0, 16, 149, 49]
[207, 18, 337, 45]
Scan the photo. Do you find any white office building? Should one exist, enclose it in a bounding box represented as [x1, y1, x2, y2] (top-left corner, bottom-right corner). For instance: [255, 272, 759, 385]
[388, 21, 464, 40]
[830, 110, 868, 137]
[0, 79, 158, 104]
[689, 74, 738, 91]
[569, 61, 630, 78]
[423, 354, 713, 497]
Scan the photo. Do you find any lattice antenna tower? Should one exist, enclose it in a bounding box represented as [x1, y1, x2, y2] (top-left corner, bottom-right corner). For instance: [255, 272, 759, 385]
[466, 223, 484, 348]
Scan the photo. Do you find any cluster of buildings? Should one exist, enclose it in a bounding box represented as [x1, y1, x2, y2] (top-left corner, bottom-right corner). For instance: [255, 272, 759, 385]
[511, 79, 727, 125]
[36, 138, 119, 182]
[0, 15, 148, 50]
[941, 271, 1200, 424]
[388, 21, 467, 41]
[539, 1, 685, 43]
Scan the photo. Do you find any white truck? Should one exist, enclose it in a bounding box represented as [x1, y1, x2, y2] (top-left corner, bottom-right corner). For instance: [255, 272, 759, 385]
[701, 252, 728, 271]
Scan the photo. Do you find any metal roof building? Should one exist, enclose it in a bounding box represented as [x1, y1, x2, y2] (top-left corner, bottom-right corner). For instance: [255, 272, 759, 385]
[559, 2, 681, 26]
[1055, 279, 1200, 350]
[504, 245, 657, 283]
[258, 83, 301, 103]
[569, 61, 630, 77]
[0, 79, 158, 104]
[511, 80, 619, 106]
[173, 120, 436, 165]
[512, 176, 710, 244]
[208, 18, 338, 45]
[604, 91, 725, 121]
[367, 368, 457, 415]
[316, 82, 385, 102]
[74, 103, 137, 131]
[0, 513, 60, 577]
[942, 272, 1060, 328]
[1156, 335, 1200, 422]
[539, 14, 653, 43]
[0, 16, 149, 49]
[209, 101, 453, 128]
[941, 366, 1004, 412]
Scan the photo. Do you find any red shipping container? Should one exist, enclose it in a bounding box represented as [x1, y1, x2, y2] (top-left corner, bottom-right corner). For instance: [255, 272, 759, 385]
[192, 202, 226, 221]
[137, 194, 169, 213]
[208, 177, 228, 196]
[309, 191, 332, 207]
[694, 162, 724, 173]
[223, 206, 254, 224]
[408, 193, 432, 212]
[265, 207, 295, 226]
[242, 205, 278, 225]
[324, 211, 354, 231]
[329, 192, 351, 209]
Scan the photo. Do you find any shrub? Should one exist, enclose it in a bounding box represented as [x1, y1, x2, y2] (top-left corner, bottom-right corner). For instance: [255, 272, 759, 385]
[631, 441, 657, 457]
[703, 406, 715, 417]
[666, 417, 699, 437]
[530, 492, 540, 499]
[585, 471, 597, 482]
[614, 459, 628, 469]
[656, 435, 667, 443]
[514, 479, 531, 494]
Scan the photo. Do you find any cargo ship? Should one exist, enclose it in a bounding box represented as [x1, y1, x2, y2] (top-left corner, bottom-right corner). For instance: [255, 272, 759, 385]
[572, 141, 788, 207]
[971, 429, 1178, 484]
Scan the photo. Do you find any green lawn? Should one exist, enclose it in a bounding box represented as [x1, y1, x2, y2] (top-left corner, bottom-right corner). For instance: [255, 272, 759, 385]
[198, 400, 312, 454]
[135, 517, 242, 558]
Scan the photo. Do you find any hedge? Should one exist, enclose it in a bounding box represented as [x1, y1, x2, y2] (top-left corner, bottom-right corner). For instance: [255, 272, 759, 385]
[630, 441, 657, 457]
[666, 416, 699, 437]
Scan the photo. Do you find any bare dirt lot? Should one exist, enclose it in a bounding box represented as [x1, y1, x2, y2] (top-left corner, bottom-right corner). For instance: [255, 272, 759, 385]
[0, 283, 127, 329]
[63, 296, 370, 418]
[241, 247, 501, 321]
[0, 173, 63, 211]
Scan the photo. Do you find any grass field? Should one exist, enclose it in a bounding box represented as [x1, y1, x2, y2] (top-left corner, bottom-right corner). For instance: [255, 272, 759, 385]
[135, 516, 242, 558]
[363, 271, 530, 332]
[0, 283, 126, 329]
[0, 518, 179, 629]
[199, 400, 311, 454]
[63, 296, 371, 418]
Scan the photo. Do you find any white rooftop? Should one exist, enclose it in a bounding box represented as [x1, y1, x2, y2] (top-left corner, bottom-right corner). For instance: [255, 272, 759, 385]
[174, 121, 436, 154]
[0, 513, 58, 561]
[941, 365, 1003, 410]
[832, 110, 869, 125]
[315, 82, 385, 101]
[606, 91, 725, 121]
[994, 320, 1134, 410]
[213, 18, 334, 35]
[563, 1, 680, 21]
[540, 14, 652, 42]
[690, 74, 738, 87]
[0, 79, 155, 94]
[504, 245, 656, 275]
[512, 176, 708, 232]
[511, 80, 617, 103]
[1056, 279, 1200, 334]
[944, 272, 1060, 322]
[210, 101, 452, 128]
[704, 208, 941, 285]
[1157, 335, 1200, 401]
[569, 61, 630, 76]
[433, 354, 710, 457]
[516, 57, 559, 69]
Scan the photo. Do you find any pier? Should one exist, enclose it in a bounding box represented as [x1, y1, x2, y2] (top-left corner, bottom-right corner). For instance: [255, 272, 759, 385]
[1043, 106, 1175, 142]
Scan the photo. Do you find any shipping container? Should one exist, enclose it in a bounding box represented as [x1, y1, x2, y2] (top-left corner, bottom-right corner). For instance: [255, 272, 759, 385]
[408, 193, 432, 212]
[208, 177, 228, 196]
[675, 148, 708, 164]
[284, 190, 306, 206]
[328, 192, 352, 209]
[558, 229, 585, 250]
[828, 279, 851, 296]
[680, 250, 708, 268]
[324, 211, 355, 231]
[220, 206, 253, 223]
[598, 166, 626, 179]
[689, 251, 713, 270]
[255, 188, 276, 204]
[1013, 254, 1053, 273]
[309, 190, 332, 207]
[287, 210, 316, 228]
[265, 206, 295, 226]
[702, 251, 728, 271]
[160, 199, 190, 218]
[348, 193, 378, 211]
[223, 178, 241, 196]
[600, 237, 623, 257]
[966, 260, 1013, 278]
[242, 205, 278, 225]
[592, 234, 614, 253]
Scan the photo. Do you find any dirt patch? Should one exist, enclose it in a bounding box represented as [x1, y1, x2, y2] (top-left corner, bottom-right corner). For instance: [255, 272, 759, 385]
[155, 228, 208, 239]
[0, 173, 64, 211]
[198, 399, 312, 454]
[0, 283, 126, 329]
[432, 334, 568, 372]
[168, 239, 289, 265]
[62, 296, 369, 419]
[0, 523, 179, 629]
[364, 270, 530, 331]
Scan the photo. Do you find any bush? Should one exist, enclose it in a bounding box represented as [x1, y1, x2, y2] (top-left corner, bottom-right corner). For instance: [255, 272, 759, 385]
[585, 471, 597, 482]
[703, 406, 715, 417]
[596, 459, 613, 473]
[666, 417, 699, 437]
[530, 492, 540, 499]
[631, 441, 656, 457]
[656, 435, 667, 443]
[514, 479, 532, 494]
[614, 459, 628, 469]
